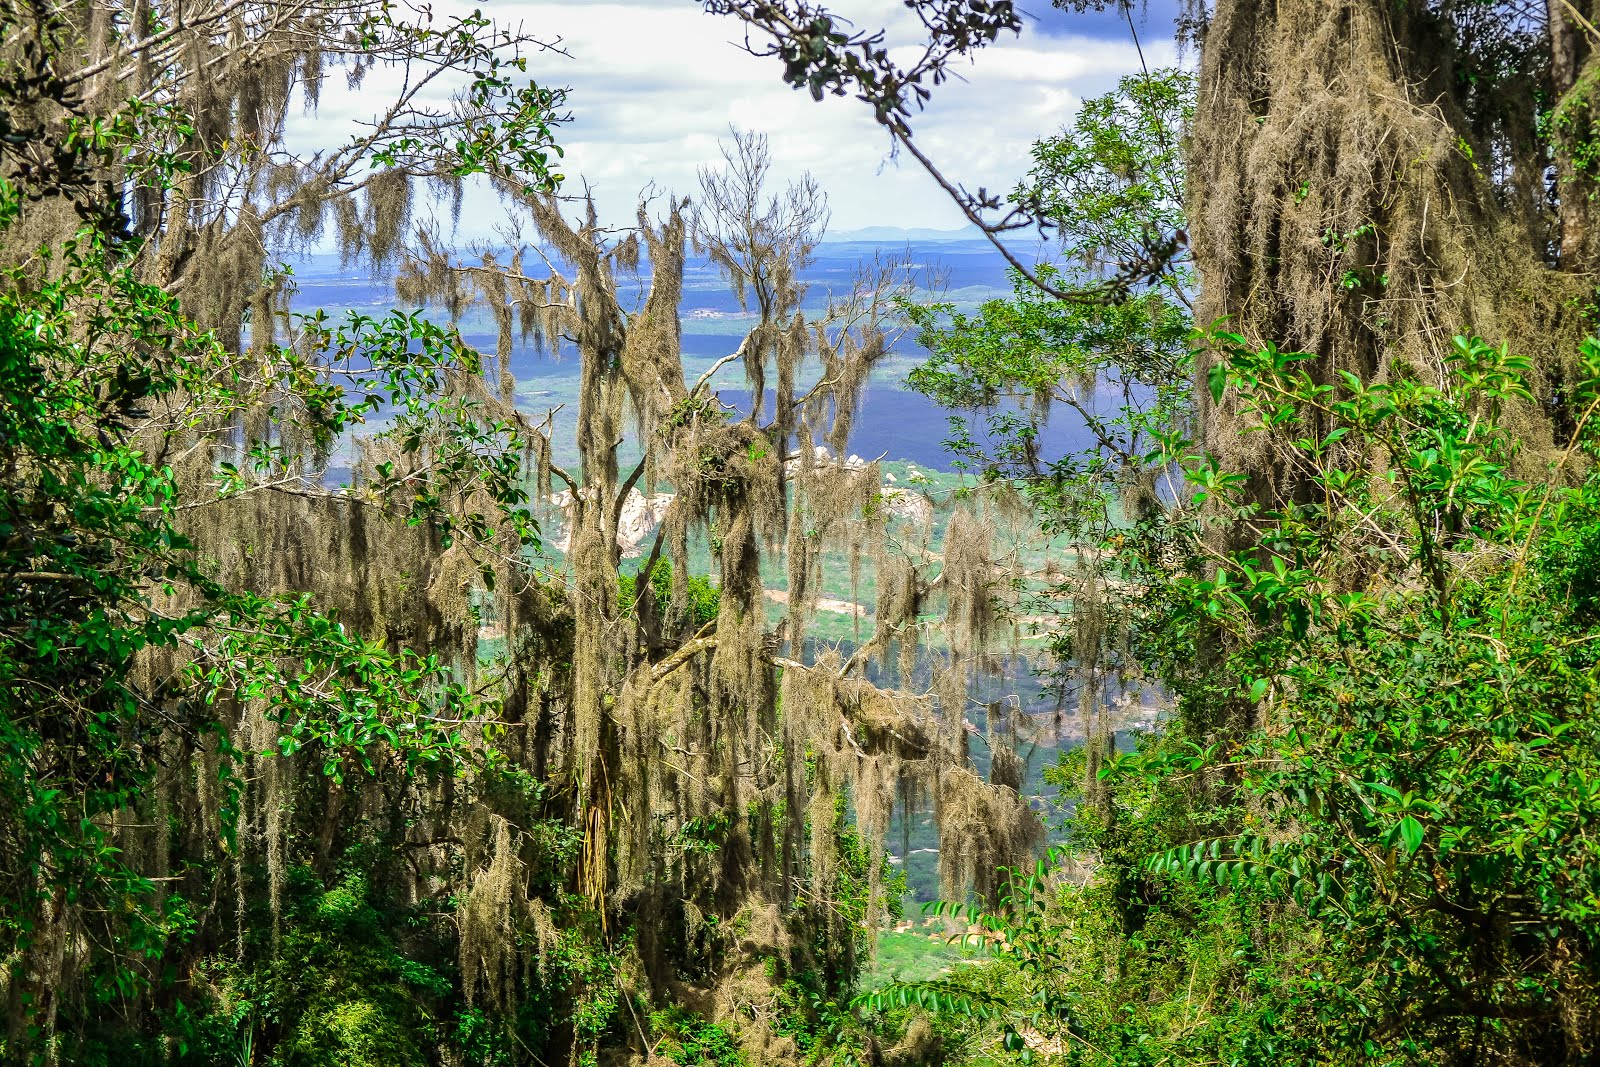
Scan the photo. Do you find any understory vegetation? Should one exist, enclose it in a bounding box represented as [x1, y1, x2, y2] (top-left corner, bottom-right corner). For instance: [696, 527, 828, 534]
[5, 1, 1600, 1066]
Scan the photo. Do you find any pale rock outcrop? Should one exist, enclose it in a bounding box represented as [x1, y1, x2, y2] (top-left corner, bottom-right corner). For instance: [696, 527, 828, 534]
[547, 487, 674, 557]
[882, 486, 933, 527]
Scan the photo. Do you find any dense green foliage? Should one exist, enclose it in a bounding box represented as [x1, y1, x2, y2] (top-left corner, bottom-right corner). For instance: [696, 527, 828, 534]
[1127, 330, 1600, 1061]
[869, 49, 1600, 1067]
[0, 5, 610, 1064]
[875, 329, 1600, 1064]
[0, 236, 526, 1044]
[620, 563, 721, 629]
[13, 0, 1600, 1062]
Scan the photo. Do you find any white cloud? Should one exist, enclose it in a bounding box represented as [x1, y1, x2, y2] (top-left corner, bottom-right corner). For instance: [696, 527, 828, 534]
[284, 0, 1177, 236]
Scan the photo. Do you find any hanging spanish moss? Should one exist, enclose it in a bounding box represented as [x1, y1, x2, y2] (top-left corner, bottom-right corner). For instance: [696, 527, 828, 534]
[0, 5, 1044, 1049]
[1190, 0, 1593, 489]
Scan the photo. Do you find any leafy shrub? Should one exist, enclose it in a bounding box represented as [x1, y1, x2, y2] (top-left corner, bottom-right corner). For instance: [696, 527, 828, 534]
[649, 1007, 748, 1066]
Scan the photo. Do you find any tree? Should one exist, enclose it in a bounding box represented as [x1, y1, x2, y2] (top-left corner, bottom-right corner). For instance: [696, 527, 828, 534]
[905, 68, 1194, 807]
[1, 1, 559, 1062]
[394, 128, 1045, 1032]
[864, 333, 1600, 1066]
[1101, 330, 1600, 1065]
[1187, 0, 1600, 498]
[708, 2, 1600, 1064]
[1, 2, 1047, 1055]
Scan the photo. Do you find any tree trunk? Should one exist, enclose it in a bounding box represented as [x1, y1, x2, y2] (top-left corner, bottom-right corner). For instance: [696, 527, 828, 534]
[1551, 0, 1600, 271]
[1190, 0, 1588, 484]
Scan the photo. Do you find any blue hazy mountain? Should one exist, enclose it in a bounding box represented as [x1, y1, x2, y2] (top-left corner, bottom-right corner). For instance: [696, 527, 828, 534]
[824, 225, 985, 243]
[283, 235, 1091, 471]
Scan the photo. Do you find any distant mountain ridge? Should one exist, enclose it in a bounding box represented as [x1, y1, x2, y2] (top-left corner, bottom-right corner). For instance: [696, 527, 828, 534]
[285, 226, 991, 271]
[823, 225, 985, 243]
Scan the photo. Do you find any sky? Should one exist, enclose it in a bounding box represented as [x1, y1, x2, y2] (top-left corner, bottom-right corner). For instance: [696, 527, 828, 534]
[288, 0, 1182, 238]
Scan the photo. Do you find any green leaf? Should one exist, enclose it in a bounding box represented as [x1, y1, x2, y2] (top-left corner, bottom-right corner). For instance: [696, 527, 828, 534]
[1397, 815, 1424, 856]
[1208, 360, 1229, 403]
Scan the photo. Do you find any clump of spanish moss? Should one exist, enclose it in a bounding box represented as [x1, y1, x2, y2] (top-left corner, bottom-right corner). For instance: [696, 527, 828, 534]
[1190, 0, 1590, 488]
